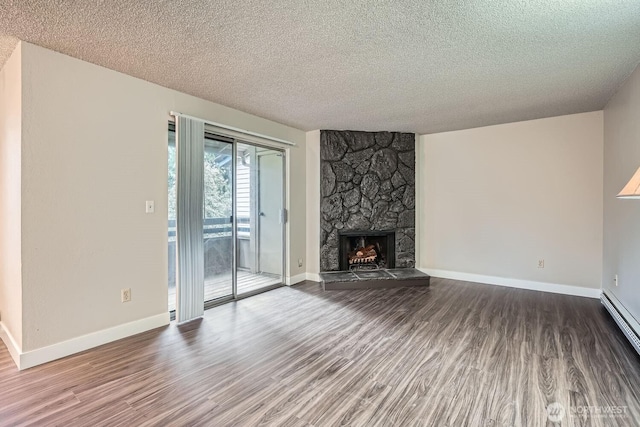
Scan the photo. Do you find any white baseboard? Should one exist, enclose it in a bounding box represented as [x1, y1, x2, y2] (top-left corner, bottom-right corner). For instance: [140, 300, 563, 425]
[0, 321, 21, 368]
[12, 313, 169, 370]
[306, 272, 321, 283]
[286, 273, 321, 285]
[287, 273, 308, 286]
[420, 268, 601, 299]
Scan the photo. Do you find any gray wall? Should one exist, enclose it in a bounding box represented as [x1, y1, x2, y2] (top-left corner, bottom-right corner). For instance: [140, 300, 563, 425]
[603, 63, 640, 321]
[419, 112, 603, 290]
[320, 130, 415, 271]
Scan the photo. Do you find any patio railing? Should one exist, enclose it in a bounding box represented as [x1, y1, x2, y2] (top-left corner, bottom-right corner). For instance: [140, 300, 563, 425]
[168, 217, 250, 241]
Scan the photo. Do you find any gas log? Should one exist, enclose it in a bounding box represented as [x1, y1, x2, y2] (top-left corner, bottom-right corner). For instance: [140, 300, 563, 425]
[348, 244, 380, 265]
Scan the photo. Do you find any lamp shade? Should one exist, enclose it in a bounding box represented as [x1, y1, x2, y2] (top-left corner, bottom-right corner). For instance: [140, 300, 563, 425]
[617, 167, 640, 199]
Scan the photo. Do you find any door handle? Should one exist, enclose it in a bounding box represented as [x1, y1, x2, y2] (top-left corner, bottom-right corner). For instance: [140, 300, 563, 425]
[259, 212, 266, 217]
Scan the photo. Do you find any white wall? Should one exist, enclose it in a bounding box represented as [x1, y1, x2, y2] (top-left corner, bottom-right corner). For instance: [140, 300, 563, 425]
[414, 134, 423, 266]
[603, 64, 640, 322]
[419, 112, 604, 292]
[13, 42, 306, 361]
[0, 42, 23, 356]
[305, 130, 320, 281]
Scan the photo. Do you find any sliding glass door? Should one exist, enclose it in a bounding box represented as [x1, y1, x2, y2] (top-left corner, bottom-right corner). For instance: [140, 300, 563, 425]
[168, 125, 285, 312]
[235, 143, 285, 296]
[203, 138, 234, 303]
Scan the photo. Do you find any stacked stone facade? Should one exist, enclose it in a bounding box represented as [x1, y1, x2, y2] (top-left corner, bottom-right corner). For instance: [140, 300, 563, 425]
[320, 130, 415, 271]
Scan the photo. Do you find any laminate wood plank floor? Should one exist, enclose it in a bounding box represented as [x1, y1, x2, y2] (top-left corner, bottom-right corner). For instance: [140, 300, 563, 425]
[1, 278, 640, 426]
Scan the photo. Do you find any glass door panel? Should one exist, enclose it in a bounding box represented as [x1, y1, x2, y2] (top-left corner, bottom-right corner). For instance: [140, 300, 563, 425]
[203, 138, 233, 303]
[168, 128, 234, 312]
[168, 131, 177, 312]
[236, 143, 284, 295]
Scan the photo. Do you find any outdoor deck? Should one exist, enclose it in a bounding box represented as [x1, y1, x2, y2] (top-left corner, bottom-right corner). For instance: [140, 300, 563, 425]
[168, 271, 282, 311]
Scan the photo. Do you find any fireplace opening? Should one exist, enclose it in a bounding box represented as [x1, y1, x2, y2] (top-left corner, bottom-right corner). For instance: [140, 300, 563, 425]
[338, 231, 395, 271]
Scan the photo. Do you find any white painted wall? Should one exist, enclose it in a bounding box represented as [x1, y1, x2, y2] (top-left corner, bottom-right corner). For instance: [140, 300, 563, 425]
[419, 112, 604, 291]
[603, 64, 640, 323]
[286, 133, 307, 285]
[15, 42, 306, 357]
[414, 134, 423, 265]
[0, 42, 23, 355]
[305, 130, 320, 281]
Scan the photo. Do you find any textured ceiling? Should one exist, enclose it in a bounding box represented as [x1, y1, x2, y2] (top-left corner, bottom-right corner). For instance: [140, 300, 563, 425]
[1, 1, 639, 134]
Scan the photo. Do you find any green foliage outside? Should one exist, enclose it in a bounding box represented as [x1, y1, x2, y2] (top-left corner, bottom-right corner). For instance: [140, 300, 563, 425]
[168, 145, 232, 220]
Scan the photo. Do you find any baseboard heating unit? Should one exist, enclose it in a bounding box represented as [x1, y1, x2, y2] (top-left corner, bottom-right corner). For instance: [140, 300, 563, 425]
[601, 290, 640, 356]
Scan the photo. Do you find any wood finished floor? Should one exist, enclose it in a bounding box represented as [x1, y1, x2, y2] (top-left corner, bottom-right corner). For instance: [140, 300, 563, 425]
[1, 278, 640, 426]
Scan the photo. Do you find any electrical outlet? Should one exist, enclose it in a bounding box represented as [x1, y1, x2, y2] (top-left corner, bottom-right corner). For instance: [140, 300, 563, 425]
[298, 258, 303, 268]
[615, 274, 619, 287]
[538, 259, 544, 268]
[121, 288, 131, 303]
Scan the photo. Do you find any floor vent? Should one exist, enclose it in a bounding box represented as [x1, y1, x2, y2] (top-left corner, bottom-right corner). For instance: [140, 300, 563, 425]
[601, 291, 640, 356]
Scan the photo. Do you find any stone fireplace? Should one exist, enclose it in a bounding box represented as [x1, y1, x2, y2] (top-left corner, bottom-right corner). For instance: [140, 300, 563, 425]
[320, 130, 415, 271]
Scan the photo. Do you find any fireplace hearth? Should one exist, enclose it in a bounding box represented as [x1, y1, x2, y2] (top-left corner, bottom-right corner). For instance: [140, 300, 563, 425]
[339, 230, 395, 271]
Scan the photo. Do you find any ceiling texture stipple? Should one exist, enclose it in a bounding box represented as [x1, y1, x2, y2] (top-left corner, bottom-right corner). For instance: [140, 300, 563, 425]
[0, 1, 639, 134]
